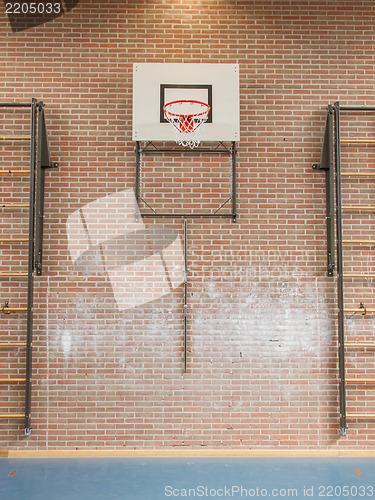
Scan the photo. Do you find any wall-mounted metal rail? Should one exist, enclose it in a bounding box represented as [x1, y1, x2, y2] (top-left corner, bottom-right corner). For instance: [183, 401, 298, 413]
[312, 105, 335, 276]
[314, 102, 375, 436]
[183, 220, 188, 373]
[0, 99, 58, 436]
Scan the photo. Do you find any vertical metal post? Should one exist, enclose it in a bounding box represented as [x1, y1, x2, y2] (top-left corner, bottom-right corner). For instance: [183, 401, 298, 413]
[183, 220, 188, 373]
[312, 107, 335, 275]
[231, 141, 237, 222]
[135, 141, 141, 206]
[35, 103, 46, 276]
[335, 101, 347, 436]
[325, 105, 335, 276]
[24, 99, 37, 436]
[134, 141, 141, 222]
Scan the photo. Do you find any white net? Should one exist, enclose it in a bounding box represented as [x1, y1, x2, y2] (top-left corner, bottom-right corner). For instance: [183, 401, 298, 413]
[164, 100, 210, 148]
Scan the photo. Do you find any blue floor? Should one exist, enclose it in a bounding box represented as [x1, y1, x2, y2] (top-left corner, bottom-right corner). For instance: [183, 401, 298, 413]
[1, 457, 374, 500]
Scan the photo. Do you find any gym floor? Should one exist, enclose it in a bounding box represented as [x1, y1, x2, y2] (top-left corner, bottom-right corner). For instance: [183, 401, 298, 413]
[1, 456, 374, 499]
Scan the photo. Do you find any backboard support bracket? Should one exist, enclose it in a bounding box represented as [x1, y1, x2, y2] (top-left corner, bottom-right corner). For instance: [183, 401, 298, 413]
[135, 141, 237, 223]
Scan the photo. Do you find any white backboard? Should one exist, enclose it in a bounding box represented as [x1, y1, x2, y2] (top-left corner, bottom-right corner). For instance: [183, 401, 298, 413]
[133, 63, 240, 142]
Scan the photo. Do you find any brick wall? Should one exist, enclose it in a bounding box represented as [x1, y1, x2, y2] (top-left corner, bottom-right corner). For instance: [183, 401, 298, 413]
[1, 0, 375, 449]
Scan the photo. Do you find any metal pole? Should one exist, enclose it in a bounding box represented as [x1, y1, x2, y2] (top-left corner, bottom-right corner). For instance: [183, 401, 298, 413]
[0, 103, 32, 108]
[340, 106, 375, 111]
[183, 220, 188, 373]
[232, 142, 237, 223]
[135, 141, 141, 222]
[141, 148, 232, 155]
[326, 106, 335, 276]
[24, 99, 37, 436]
[35, 103, 46, 275]
[141, 213, 235, 219]
[135, 141, 141, 205]
[335, 101, 347, 436]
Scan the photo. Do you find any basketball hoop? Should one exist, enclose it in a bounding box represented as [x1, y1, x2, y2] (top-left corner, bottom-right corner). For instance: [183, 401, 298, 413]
[163, 100, 210, 148]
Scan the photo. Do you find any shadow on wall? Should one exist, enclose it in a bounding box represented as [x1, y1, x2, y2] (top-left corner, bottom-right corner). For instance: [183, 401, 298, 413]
[66, 189, 185, 310]
[4, 0, 80, 33]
